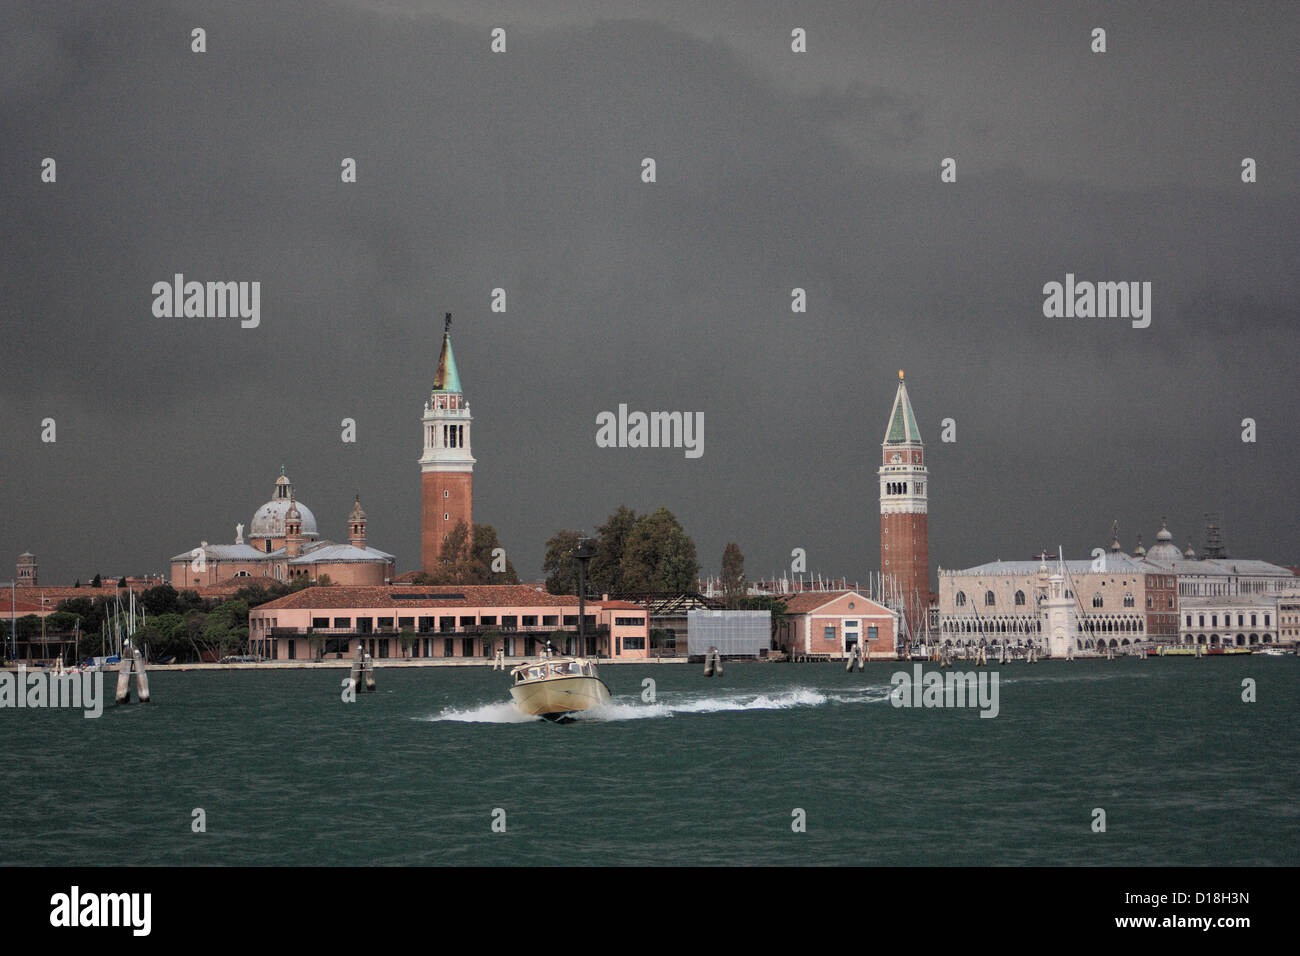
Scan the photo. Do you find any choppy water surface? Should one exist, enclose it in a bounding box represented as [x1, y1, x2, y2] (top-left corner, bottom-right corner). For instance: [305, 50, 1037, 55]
[4, 659, 1297, 865]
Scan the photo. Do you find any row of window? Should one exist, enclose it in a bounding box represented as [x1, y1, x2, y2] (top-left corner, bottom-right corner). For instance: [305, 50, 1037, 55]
[1092, 593, 1137, 608]
[824, 625, 879, 641]
[259, 633, 633, 660]
[941, 616, 1149, 634]
[303, 614, 599, 631]
[1179, 581, 1292, 597]
[954, 588, 1162, 610]
[884, 481, 924, 496]
[1186, 612, 1270, 628]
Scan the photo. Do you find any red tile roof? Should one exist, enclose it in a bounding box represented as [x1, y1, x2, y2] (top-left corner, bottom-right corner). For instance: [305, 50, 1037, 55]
[252, 584, 583, 611]
[29, 583, 249, 605]
[782, 589, 891, 615]
[0, 597, 49, 615]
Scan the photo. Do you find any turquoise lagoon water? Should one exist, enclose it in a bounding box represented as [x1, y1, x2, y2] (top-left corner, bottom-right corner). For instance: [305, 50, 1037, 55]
[3, 658, 1296, 866]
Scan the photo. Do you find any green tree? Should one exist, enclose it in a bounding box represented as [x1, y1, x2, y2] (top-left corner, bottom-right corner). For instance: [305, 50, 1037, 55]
[590, 505, 638, 595]
[141, 583, 181, 616]
[91, 574, 102, 588]
[57, 597, 95, 624]
[233, 581, 290, 607]
[720, 542, 747, 607]
[14, 614, 44, 641]
[419, 521, 479, 585]
[472, 524, 519, 583]
[201, 600, 249, 659]
[542, 529, 585, 595]
[619, 508, 699, 593]
[174, 589, 205, 613]
[56, 594, 112, 642]
[137, 613, 187, 660]
[45, 611, 81, 632]
[76, 628, 102, 662]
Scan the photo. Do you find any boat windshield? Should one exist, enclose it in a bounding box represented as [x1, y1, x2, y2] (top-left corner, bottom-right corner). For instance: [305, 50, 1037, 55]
[516, 661, 595, 681]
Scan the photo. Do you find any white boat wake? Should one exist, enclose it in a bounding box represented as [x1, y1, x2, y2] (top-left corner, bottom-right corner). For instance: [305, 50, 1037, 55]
[420, 686, 893, 724]
[423, 701, 542, 724]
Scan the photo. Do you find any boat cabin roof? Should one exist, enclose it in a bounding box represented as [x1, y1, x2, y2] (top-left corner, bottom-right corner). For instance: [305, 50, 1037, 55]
[510, 658, 598, 682]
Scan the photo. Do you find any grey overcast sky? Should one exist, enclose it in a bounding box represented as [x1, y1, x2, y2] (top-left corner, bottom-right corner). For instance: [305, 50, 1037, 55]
[2, 0, 1297, 586]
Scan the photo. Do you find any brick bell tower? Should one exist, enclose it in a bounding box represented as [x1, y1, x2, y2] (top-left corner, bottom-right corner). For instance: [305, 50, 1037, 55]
[420, 314, 475, 572]
[879, 370, 930, 641]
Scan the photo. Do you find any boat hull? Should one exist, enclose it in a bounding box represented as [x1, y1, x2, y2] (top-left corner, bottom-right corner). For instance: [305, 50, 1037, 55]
[510, 675, 612, 720]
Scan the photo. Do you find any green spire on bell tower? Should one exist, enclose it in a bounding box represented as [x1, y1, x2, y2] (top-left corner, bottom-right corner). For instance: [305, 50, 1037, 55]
[433, 312, 463, 394]
[883, 369, 922, 444]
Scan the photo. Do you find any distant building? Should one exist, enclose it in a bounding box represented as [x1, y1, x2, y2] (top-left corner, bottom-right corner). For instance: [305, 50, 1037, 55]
[168, 470, 395, 588]
[1, 593, 53, 619]
[940, 554, 1164, 654]
[617, 592, 721, 656]
[16, 552, 37, 588]
[420, 318, 475, 571]
[780, 589, 898, 659]
[247, 585, 650, 661]
[879, 371, 930, 640]
[1278, 594, 1300, 645]
[939, 518, 1295, 654]
[687, 609, 771, 659]
[1178, 596, 1284, 647]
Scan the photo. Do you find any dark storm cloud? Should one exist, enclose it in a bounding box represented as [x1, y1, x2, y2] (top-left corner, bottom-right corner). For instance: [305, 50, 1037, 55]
[1, 1, 1296, 586]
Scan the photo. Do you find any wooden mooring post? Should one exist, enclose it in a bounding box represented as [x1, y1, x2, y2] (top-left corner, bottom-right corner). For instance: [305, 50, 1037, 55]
[349, 644, 377, 693]
[115, 646, 151, 704]
[115, 654, 132, 705]
[348, 644, 376, 695]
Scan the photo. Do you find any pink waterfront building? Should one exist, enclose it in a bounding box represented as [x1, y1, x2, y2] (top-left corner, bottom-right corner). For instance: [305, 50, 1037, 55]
[248, 585, 651, 661]
[781, 589, 899, 659]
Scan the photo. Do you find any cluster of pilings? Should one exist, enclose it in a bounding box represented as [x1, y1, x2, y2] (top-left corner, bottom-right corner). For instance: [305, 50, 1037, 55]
[702, 646, 723, 677]
[919, 642, 1040, 666]
[844, 643, 868, 672]
[348, 646, 376, 694]
[114, 646, 151, 704]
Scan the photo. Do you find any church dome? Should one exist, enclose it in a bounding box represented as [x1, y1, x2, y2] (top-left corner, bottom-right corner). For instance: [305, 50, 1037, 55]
[1145, 518, 1182, 562]
[249, 470, 318, 539]
[250, 499, 318, 539]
